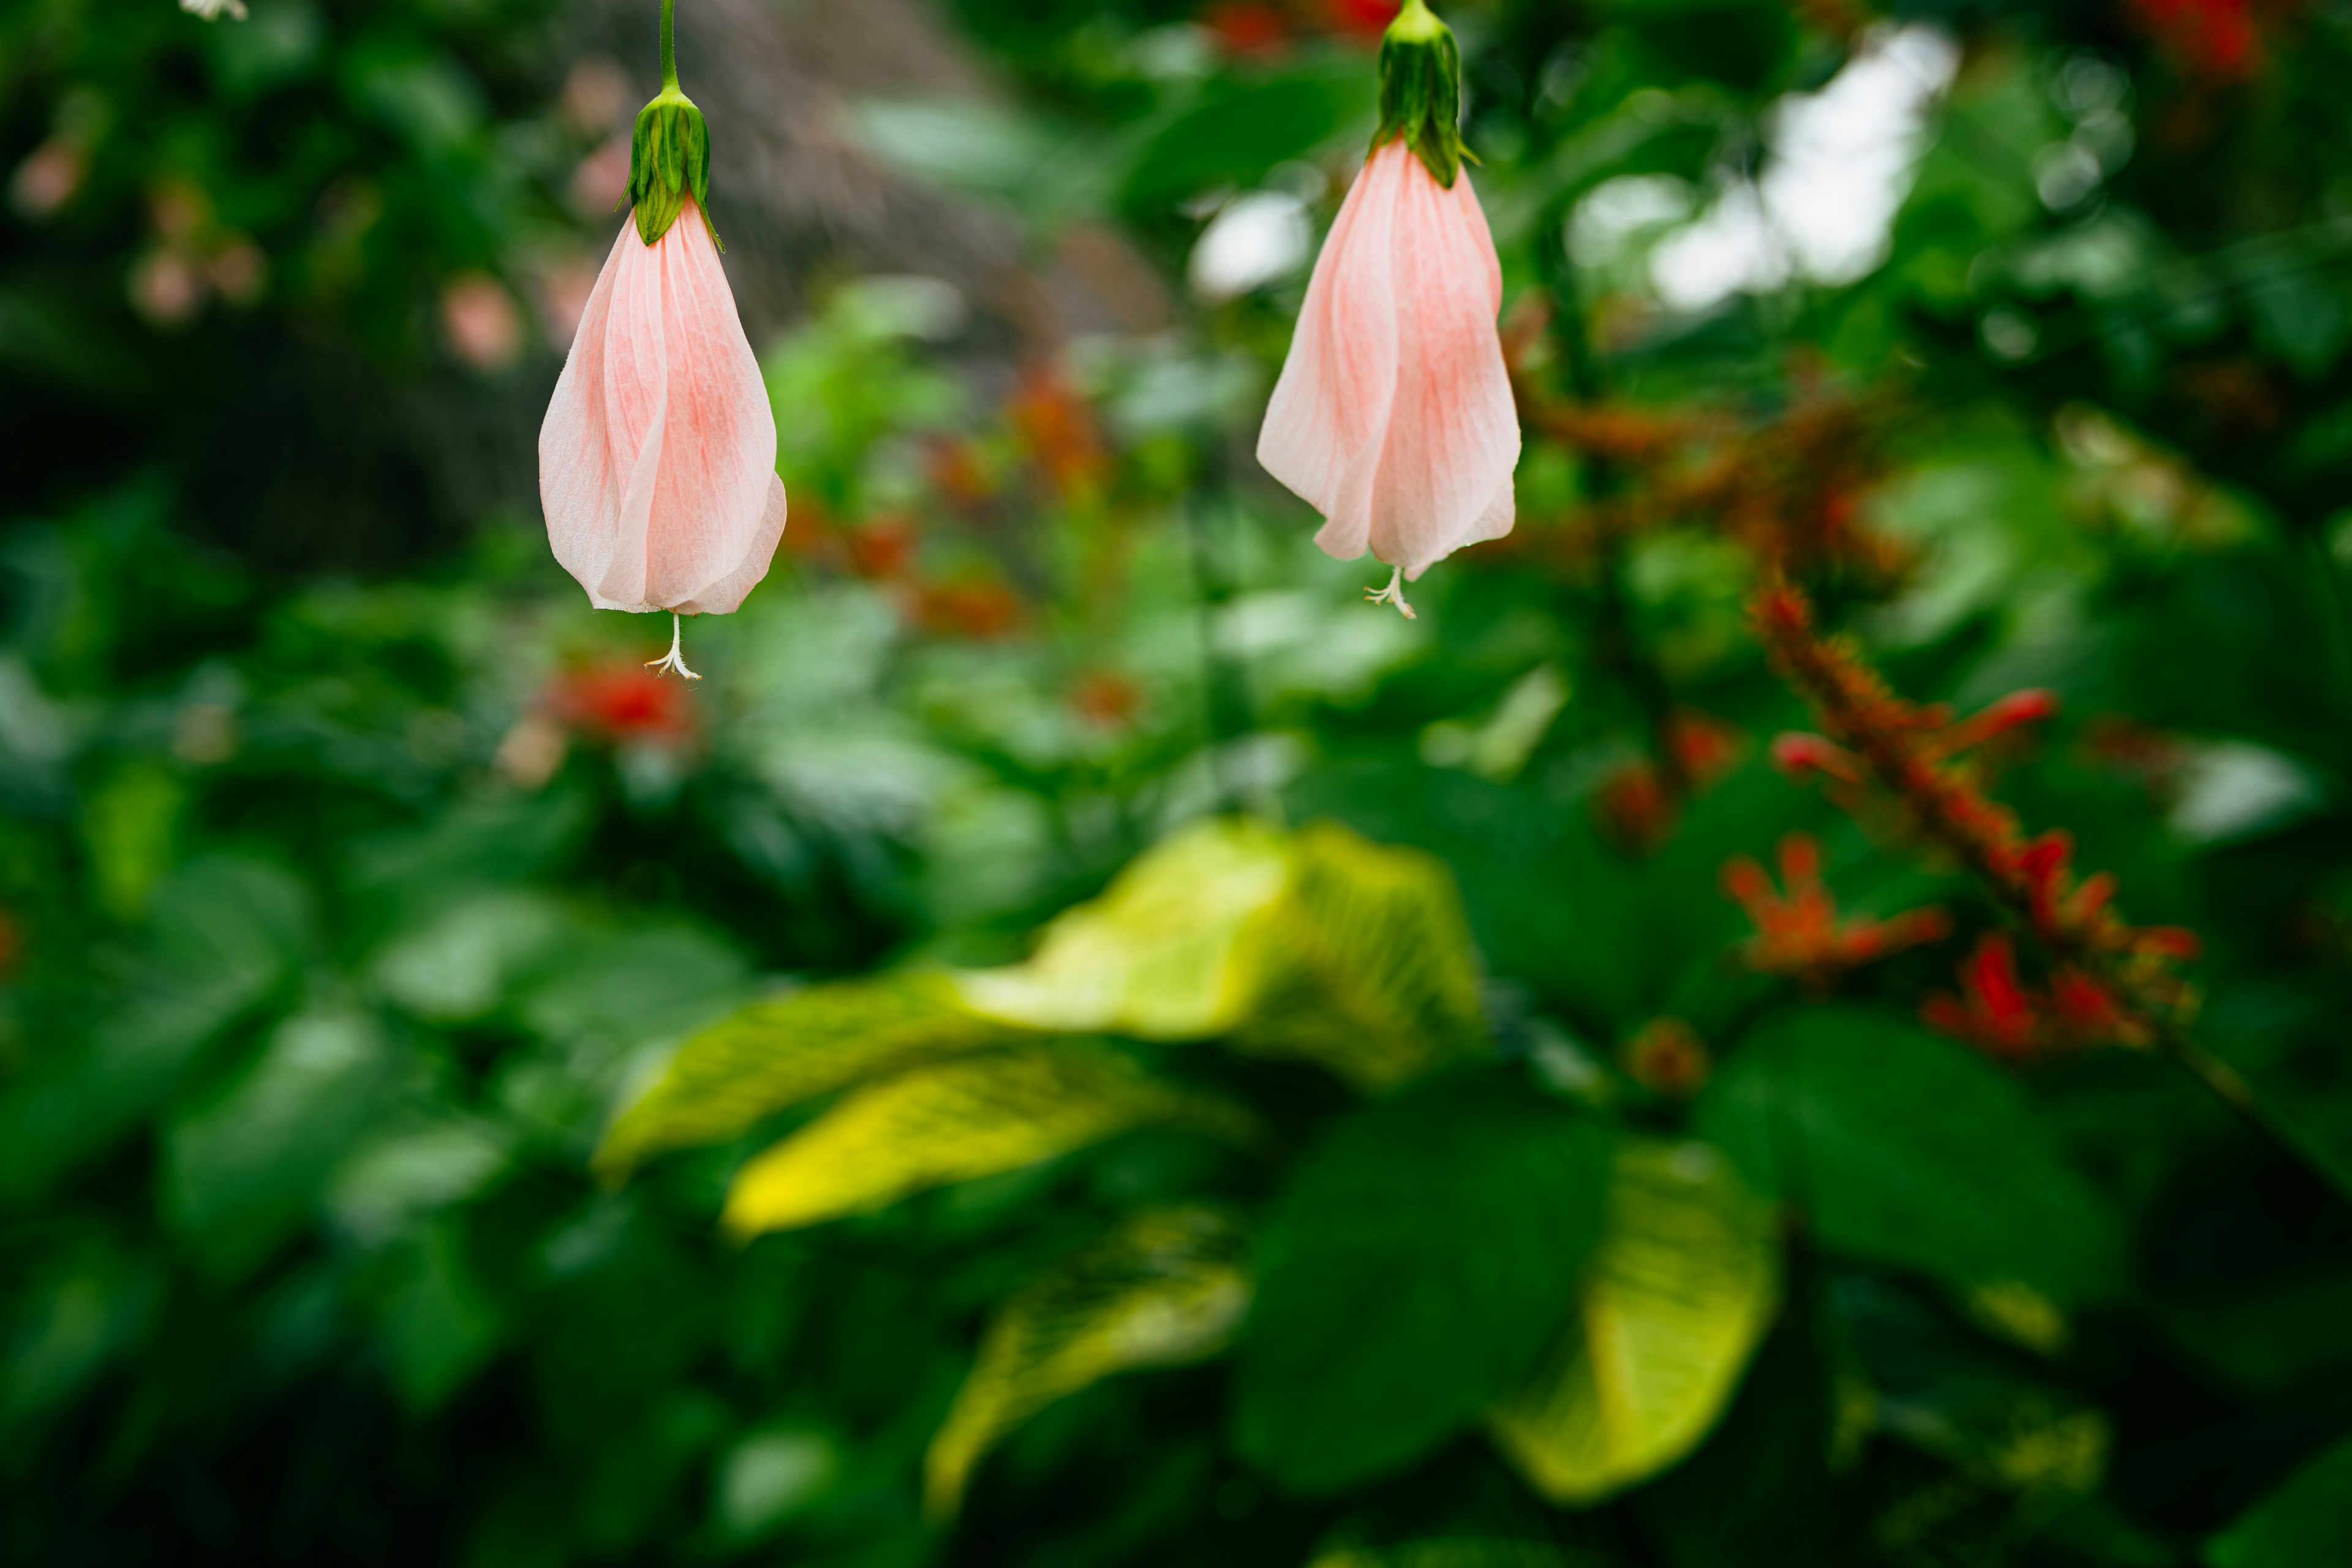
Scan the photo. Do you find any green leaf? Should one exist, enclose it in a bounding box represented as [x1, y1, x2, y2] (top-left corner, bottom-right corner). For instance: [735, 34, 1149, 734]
[954, 816, 1295, 1039]
[0, 854, 311, 1200]
[957, 816, 1488, 1089]
[722, 1044, 1259, 1237]
[1122, 64, 1377, 210]
[1695, 1008, 2126, 1304]
[597, 972, 1028, 1176]
[370, 1216, 503, 1415]
[2207, 1436, 2352, 1568]
[1235, 1069, 1613, 1495]
[164, 1010, 400, 1279]
[1231, 821, 1489, 1090]
[1487, 1139, 1781, 1507]
[606, 821, 1487, 1180]
[925, 1206, 1250, 1520]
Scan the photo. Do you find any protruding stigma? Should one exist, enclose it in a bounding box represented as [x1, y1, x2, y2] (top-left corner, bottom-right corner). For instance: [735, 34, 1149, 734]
[1365, 565, 1417, 620]
[646, 611, 702, 679]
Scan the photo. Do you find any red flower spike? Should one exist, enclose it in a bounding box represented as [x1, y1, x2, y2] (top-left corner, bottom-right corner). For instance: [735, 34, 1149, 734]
[1771, 732, 1864, 786]
[1721, 831, 1950, 993]
[1933, 689, 2060, 758]
[1751, 571, 2201, 1052]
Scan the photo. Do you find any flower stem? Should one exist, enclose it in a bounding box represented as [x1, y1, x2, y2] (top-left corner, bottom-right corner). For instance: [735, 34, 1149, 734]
[660, 0, 679, 93]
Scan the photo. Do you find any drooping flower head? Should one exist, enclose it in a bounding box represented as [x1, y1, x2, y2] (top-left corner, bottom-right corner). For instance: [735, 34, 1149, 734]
[538, 0, 785, 678]
[1256, 0, 1518, 619]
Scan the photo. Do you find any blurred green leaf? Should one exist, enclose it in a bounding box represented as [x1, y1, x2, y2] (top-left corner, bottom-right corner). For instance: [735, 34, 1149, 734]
[958, 816, 1488, 1088]
[1697, 1008, 2127, 1304]
[1488, 1138, 1781, 1506]
[165, 1009, 400, 1278]
[925, 1205, 1250, 1520]
[371, 1216, 502, 1415]
[1228, 820, 1490, 1090]
[955, 816, 1295, 1038]
[0, 854, 311, 1199]
[2207, 1436, 2352, 1568]
[598, 972, 1029, 1176]
[1235, 1069, 1613, 1495]
[1121, 62, 1375, 211]
[723, 1044, 1259, 1237]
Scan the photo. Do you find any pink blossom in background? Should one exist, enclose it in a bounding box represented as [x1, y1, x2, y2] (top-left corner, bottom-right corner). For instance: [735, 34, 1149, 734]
[538, 196, 785, 616]
[209, 241, 268, 306]
[535, 254, 603, 349]
[1256, 140, 1518, 592]
[441, 272, 524, 372]
[130, 251, 205, 326]
[569, 135, 631, 220]
[9, 140, 83, 219]
[561, 56, 635, 135]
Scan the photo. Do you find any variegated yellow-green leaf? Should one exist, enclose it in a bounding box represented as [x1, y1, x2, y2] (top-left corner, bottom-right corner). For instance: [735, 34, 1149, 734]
[596, 972, 1029, 1177]
[925, 1206, 1250, 1520]
[952, 817, 1292, 1038]
[1232, 821, 1488, 1090]
[955, 816, 1487, 1090]
[1488, 1139, 1781, 1506]
[722, 1044, 1259, 1237]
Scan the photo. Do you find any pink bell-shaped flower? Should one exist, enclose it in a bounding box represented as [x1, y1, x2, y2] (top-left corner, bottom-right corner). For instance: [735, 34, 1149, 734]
[1256, 0, 1517, 618]
[538, 0, 783, 677]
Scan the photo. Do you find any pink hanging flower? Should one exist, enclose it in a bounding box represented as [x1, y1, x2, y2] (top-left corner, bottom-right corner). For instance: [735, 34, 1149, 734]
[1256, 0, 1517, 619]
[539, 4, 784, 679]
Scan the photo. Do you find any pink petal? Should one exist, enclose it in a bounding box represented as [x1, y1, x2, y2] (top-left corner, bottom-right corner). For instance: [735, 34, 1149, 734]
[1256, 141, 1519, 579]
[675, 473, 787, 615]
[1257, 144, 1405, 562]
[539, 198, 783, 614]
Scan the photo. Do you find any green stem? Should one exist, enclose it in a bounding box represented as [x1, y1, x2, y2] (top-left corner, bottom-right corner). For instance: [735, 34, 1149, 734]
[1534, 198, 1689, 801]
[660, 0, 678, 93]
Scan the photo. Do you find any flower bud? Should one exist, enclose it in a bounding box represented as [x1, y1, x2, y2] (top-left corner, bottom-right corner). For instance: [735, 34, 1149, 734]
[627, 89, 711, 246]
[1375, 0, 1468, 187]
[625, 0, 714, 246]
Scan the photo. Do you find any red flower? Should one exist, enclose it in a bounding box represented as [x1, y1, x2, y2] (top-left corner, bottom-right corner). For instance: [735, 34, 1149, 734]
[1593, 712, 1746, 852]
[547, 664, 698, 744]
[1752, 573, 2201, 1047]
[845, 517, 917, 581]
[1007, 365, 1109, 502]
[1203, 1, 1292, 55]
[1922, 932, 2159, 1060]
[1620, 1017, 1712, 1098]
[1070, 670, 1144, 728]
[1320, 0, 1398, 41]
[1722, 832, 1951, 993]
[2127, 0, 2285, 80]
[914, 577, 1024, 640]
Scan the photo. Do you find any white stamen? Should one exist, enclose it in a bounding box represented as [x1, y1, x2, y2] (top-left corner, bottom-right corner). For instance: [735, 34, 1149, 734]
[1365, 565, 1417, 620]
[645, 611, 701, 680]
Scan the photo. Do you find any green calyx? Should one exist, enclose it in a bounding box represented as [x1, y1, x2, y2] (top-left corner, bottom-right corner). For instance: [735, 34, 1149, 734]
[626, 0, 717, 246]
[627, 89, 712, 246]
[1373, 0, 1471, 188]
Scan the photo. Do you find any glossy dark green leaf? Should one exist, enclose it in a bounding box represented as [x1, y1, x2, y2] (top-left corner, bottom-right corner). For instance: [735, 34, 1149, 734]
[1235, 1069, 1613, 1494]
[1695, 1008, 2127, 1303]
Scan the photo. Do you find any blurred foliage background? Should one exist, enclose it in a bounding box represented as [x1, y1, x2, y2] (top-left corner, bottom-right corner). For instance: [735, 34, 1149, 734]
[9, 0, 2352, 1562]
